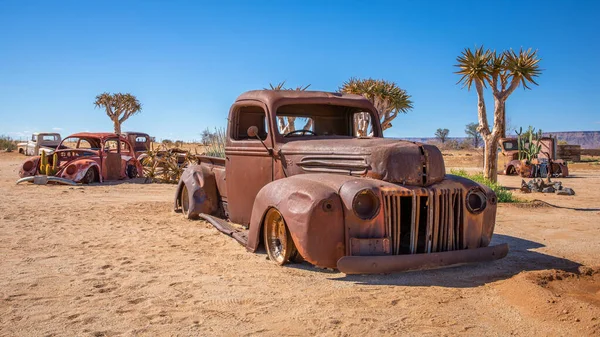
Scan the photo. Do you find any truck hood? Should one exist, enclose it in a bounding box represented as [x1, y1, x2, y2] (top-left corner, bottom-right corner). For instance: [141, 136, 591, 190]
[279, 137, 445, 186]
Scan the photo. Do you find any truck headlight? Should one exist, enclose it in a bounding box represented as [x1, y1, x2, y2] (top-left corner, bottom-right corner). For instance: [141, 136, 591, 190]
[466, 187, 487, 214]
[352, 189, 380, 220]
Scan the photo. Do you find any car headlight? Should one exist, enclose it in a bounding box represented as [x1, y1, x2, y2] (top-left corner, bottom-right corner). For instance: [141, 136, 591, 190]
[466, 187, 487, 214]
[352, 189, 380, 220]
[22, 160, 34, 171]
[65, 165, 77, 175]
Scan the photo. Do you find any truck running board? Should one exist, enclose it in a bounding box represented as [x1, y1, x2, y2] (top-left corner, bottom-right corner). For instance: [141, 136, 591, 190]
[198, 213, 248, 246]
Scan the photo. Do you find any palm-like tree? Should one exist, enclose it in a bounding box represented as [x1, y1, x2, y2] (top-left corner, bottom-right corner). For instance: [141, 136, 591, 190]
[339, 78, 413, 135]
[456, 47, 542, 182]
[94, 92, 142, 134]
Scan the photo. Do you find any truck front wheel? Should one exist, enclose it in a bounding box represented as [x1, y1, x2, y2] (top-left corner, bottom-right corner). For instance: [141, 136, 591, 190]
[263, 208, 297, 266]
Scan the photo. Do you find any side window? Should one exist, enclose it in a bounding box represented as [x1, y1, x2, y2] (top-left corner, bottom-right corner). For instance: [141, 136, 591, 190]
[104, 139, 120, 153]
[233, 106, 268, 140]
[353, 112, 374, 137]
[120, 141, 132, 154]
[32, 135, 36, 142]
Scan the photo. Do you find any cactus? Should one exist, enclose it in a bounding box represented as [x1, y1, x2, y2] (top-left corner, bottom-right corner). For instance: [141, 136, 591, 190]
[517, 126, 543, 163]
[46, 164, 52, 176]
[50, 153, 58, 175]
[39, 151, 47, 175]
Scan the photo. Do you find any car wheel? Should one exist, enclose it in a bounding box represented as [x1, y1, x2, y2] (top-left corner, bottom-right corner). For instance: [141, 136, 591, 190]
[126, 164, 138, 178]
[263, 208, 297, 266]
[82, 167, 97, 184]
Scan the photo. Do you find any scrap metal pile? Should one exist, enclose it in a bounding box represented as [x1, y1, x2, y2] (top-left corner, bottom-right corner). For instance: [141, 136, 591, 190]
[140, 146, 200, 184]
[520, 178, 575, 195]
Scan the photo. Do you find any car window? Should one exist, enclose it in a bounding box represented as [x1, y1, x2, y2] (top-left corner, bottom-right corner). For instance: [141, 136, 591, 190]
[233, 105, 268, 141]
[42, 135, 58, 141]
[104, 139, 120, 153]
[120, 140, 132, 154]
[78, 139, 93, 149]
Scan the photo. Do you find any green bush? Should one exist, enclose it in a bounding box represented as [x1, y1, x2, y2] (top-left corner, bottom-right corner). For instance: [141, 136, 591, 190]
[450, 169, 520, 203]
[0, 135, 17, 152]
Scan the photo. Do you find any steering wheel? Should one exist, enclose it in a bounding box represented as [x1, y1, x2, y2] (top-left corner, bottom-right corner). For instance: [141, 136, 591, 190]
[284, 129, 317, 137]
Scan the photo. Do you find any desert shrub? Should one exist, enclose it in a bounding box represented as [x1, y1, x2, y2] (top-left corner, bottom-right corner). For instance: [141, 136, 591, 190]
[450, 169, 520, 203]
[203, 128, 225, 158]
[162, 139, 173, 145]
[0, 135, 17, 152]
[459, 139, 474, 150]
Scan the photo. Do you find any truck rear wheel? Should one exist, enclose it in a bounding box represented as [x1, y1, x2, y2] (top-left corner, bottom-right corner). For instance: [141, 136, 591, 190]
[263, 208, 297, 266]
[181, 185, 191, 218]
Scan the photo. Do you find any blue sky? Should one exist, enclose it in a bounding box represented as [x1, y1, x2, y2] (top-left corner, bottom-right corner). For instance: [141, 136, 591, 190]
[1, 0, 598, 141]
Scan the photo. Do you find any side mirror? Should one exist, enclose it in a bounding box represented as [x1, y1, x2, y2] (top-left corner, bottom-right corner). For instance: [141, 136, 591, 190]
[247, 126, 259, 138]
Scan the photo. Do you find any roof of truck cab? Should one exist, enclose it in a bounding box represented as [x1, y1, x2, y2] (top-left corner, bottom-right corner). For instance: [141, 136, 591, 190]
[235, 90, 373, 106]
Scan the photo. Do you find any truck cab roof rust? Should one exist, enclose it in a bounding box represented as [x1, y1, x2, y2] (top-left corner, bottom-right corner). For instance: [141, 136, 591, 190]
[175, 90, 507, 274]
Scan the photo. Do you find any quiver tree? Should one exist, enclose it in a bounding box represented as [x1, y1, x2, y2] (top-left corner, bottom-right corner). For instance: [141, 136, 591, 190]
[455, 47, 542, 182]
[465, 122, 481, 148]
[94, 92, 142, 134]
[339, 78, 413, 136]
[435, 128, 450, 143]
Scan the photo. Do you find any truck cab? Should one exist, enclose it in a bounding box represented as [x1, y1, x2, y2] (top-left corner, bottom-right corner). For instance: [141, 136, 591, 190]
[175, 90, 507, 273]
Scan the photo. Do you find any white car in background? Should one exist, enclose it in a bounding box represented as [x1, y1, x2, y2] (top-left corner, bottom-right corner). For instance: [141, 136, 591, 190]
[17, 132, 62, 156]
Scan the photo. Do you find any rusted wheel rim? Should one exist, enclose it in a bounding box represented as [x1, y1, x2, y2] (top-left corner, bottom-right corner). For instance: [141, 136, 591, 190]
[264, 208, 295, 265]
[82, 168, 96, 184]
[181, 185, 189, 216]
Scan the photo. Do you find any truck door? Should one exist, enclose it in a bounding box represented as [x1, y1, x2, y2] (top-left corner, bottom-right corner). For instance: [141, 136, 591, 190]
[225, 102, 273, 225]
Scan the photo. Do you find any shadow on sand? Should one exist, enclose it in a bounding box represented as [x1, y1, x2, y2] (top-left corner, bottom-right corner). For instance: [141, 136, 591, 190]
[286, 234, 582, 288]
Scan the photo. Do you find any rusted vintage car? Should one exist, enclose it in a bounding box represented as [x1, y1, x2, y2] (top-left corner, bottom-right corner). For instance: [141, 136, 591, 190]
[174, 90, 508, 274]
[498, 137, 568, 177]
[18, 132, 143, 184]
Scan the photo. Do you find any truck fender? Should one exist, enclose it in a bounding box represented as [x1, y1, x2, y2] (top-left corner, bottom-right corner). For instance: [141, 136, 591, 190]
[174, 164, 219, 218]
[247, 176, 346, 269]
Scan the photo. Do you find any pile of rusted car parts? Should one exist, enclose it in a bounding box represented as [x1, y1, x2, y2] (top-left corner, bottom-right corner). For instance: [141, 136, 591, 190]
[520, 178, 575, 195]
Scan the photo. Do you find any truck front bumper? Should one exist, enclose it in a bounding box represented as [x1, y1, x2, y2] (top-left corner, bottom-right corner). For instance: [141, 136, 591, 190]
[337, 243, 508, 274]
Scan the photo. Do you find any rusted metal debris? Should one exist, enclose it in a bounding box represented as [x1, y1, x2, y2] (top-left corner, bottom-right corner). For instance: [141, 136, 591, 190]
[521, 178, 575, 195]
[18, 132, 143, 184]
[173, 90, 508, 274]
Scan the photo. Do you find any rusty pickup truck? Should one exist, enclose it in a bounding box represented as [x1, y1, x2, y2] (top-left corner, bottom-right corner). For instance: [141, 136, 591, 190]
[498, 137, 568, 178]
[174, 90, 508, 274]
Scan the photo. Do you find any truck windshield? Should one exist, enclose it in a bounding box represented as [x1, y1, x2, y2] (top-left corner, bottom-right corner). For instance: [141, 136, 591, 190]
[276, 104, 376, 138]
[502, 140, 519, 150]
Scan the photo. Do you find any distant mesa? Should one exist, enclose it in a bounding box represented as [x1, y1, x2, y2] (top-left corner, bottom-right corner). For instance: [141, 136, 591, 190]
[402, 131, 600, 149]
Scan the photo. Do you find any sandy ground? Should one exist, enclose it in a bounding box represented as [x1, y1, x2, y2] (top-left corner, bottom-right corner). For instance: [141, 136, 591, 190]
[1, 151, 599, 336]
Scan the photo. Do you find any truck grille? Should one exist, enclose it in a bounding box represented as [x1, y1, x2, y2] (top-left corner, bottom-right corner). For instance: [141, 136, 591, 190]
[382, 188, 464, 255]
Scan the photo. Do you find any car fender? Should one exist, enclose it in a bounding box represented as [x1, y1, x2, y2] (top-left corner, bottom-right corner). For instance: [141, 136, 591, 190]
[59, 159, 101, 183]
[174, 164, 219, 217]
[19, 156, 41, 177]
[505, 160, 521, 175]
[247, 175, 346, 269]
